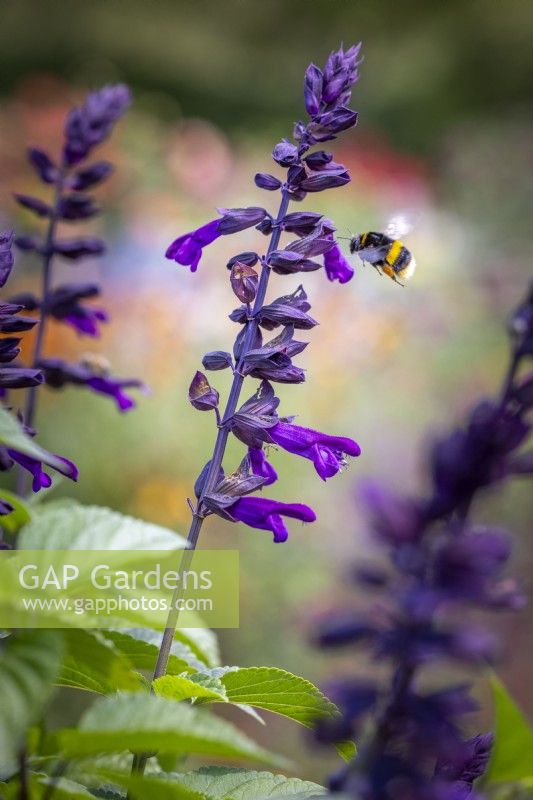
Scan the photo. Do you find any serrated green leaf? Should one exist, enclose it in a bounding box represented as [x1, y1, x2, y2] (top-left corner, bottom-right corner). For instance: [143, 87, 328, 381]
[0, 406, 71, 474]
[58, 693, 288, 767]
[154, 673, 227, 703]
[487, 675, 533, 783]
[170, 766, 326, 799]
[204, 667, 336, 727]
[0, 630, 63, 767]
[58, 630, 142, 694]
[98, 770, 202, 800]
[102, 629, 205, 674]
[18, 503, 187, 550]
[0, 490, 31, 535]
[202, 667, 355, 762]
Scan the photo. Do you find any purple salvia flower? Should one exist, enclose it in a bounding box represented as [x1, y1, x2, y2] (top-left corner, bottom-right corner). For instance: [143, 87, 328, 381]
[324, 239, 355, 283]
[37, 357, 145, 413]
[304, 63, 323, 117]
[266, 420, 360, 480]
[6, 449, 78, 493]
[227, 496, 316, 543]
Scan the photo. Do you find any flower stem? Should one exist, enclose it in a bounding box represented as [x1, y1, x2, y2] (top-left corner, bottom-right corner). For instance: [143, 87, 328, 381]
[130, 190, 290, 780]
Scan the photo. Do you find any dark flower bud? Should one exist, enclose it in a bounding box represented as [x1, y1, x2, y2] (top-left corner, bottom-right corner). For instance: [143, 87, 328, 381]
[0, 337, 21, 363]
[0, 367, 44, 389]
[202, 351, 233, 371]
[299, 169, 350, 192]
[230, 261, 259, 304]
[27, 148, 59, 184]
[14, 194, 51, 218]
[304, 151, 333, 169]
[69, 160, 114, 191]
[0, 231, 14, 289]
[57, 194, 100, 221]
[188, 370, 219, 411]
[14, 235, 40, 253]
[286, 229, 335, 258]
[304, 63, 323, 117]
[226, 251, 259, 270]
[52, 237, 106, 260]
[268, 249, 322, 275]
[254, 173, 282, 191]
[217, 207, 268, 234]
[281, 211, 323, 236]
[286, 164, 307, 187]
[272, 140, 300, 167]
[0, 303, 37, 333]
[315, 612, 377, 648]
[259, 285, 317, 330]
[307, 107, 358, 141]
[8, 292, 39, 311]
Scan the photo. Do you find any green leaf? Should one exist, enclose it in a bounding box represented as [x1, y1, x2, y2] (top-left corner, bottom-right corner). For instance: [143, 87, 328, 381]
[487, 675, 533, 783]
[203, 667, 337, 727]
[103, 629, 206, 674]
[59, 629, 143, 694]
[59, 693, 288, 767]
[170, 766, 326, 799]
[18, 502, 187, 550]
[0, 490, 31, 535]
[0, 630, 63, 767]
[154, 673, 227, 703]
[32, 774, 95, 799]
[0, 406, 71, 473]
[98, 770, 202, 800]
[201, 667, 356, 762]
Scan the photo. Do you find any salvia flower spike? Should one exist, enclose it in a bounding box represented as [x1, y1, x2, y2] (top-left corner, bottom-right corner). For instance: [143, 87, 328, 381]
[313, 285, 532, 799]
[0, 233, 79, 504]
[13, 83, 144, 435]
[148, 45, 364, 701]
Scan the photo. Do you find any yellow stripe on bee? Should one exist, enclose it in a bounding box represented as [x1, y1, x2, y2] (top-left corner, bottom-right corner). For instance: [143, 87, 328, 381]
[385, 239, 403, 266]
[360, 232, 368, 247]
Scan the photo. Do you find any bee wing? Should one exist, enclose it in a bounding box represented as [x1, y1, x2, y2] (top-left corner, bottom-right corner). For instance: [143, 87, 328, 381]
[385, 213, 417, 239]
[356, 244, 390, 264]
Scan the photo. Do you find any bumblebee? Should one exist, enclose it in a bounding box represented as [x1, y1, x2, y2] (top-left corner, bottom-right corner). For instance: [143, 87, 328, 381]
[349, 216, 416, 286]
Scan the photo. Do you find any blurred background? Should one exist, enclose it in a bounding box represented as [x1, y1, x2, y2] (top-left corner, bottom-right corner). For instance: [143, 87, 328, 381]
[1, 0, 532, 781]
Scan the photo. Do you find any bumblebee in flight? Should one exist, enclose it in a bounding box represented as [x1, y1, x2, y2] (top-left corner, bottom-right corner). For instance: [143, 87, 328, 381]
[349, 216, 416, 286]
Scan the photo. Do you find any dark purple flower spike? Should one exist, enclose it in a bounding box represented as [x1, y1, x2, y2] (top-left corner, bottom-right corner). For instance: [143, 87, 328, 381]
[164, 45, 362, 548]
[312, 287, 532, 799]
[12, 83, 140, 440]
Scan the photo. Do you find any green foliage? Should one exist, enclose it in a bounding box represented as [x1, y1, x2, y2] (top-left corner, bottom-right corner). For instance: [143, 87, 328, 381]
[154, 673, 228, 703]
[103, 628, 212, 674]
[165, 766, 326, 799]
[18, 502, 188, 550]
[0, 630, 63, 768]
[59, 629, 143, 694]
[58, 692, 288, 766]
[486, 675, 533, 784]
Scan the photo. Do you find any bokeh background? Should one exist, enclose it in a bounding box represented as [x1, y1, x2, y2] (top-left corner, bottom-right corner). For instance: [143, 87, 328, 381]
[1, 0, 532, 781]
